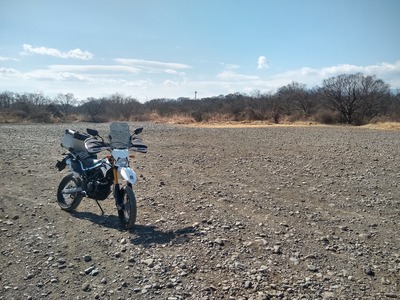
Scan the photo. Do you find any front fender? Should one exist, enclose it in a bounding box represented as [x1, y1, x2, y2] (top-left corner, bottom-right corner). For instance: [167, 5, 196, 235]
[119, 167, 137, 185]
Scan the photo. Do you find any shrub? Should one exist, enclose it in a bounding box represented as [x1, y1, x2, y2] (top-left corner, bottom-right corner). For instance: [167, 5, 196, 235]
[29, 111, 54, 123]
[314, 110, 340, 124]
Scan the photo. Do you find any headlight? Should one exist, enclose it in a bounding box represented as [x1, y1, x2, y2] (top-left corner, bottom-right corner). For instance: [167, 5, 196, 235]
[116, 157, 128, 167]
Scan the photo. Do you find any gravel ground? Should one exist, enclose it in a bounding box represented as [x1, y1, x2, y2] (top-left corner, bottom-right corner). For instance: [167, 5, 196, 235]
[0, 122, 399, 300]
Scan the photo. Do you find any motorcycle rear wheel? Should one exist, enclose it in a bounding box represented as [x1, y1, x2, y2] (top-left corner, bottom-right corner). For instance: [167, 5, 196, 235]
[117, 186, 137, 229]
[57, 174, 83, 212]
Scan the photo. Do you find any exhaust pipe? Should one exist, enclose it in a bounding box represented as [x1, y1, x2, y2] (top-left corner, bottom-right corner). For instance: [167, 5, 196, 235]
[62, 187, 83, 194]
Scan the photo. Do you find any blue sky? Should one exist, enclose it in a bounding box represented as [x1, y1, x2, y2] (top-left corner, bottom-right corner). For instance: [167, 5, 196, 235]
[1, 0, 399, 102]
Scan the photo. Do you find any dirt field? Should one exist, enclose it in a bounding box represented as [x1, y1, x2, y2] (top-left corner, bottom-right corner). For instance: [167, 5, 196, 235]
[1, 122, 399, 300]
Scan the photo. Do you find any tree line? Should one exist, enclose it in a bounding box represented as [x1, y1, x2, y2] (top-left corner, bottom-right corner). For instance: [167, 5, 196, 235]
[1, 73, 399, 125]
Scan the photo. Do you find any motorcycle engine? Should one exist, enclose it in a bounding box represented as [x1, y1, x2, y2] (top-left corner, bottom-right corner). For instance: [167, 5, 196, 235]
[85, 168, 113, 200]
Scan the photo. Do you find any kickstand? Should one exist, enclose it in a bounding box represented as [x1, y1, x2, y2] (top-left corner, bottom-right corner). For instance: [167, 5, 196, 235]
[95, 200, 105, 216]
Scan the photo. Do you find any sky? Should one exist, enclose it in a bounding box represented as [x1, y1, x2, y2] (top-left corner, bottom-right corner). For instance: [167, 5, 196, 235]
[1, 0, 399, 102]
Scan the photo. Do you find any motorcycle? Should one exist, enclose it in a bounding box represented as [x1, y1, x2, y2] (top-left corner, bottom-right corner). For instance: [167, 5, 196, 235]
[55, 122, 147, 229]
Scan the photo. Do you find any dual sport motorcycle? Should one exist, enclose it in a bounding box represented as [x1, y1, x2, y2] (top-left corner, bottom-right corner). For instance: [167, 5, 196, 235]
[55, 122, 147, 229]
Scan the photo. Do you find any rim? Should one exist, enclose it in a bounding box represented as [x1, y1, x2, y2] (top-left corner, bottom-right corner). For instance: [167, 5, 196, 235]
[122, 192, 131, 221]
[62, 181, 77, 205]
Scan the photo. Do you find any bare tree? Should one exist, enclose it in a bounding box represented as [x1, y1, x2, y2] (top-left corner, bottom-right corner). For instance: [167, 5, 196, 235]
[320, 73, 390, 125]
[31, 92, 49, 106]
[55, 93, 77, 115]
[250, 92, 273, 120]
[277, 83, 295, 116]
[277, 82, 312, 118]
[0, 91, 16, 108]
[103, 93, 142, 120]
[82, 97, 105, 122]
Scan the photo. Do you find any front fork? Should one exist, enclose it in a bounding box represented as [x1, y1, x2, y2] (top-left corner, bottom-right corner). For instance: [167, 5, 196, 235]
[111, 162, 133, 210]
[111, 159, 123, 210]
[113, 183, 133, 210]
[110, 157, 135, 211]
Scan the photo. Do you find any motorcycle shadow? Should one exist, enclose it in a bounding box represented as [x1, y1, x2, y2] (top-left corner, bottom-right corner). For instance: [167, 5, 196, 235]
[70, 211, 200, 247]
[70, 211, 122, 230]
[130, 225, 200, 248]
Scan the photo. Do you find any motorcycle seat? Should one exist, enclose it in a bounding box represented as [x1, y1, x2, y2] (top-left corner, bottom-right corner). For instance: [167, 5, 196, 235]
[75, 152, 102, 168]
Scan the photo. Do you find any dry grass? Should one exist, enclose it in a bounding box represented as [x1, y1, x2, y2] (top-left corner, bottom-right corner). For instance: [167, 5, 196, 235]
[186, 120, 400, 130]
[187, 120, 324, 128]
[1, 110, 399, 131]
[147, 112, 195, 124]
[361, 122, 400, 130]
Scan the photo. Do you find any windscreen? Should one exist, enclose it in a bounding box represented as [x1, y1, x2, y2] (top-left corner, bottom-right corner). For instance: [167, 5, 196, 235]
[109, 122, 131, 148]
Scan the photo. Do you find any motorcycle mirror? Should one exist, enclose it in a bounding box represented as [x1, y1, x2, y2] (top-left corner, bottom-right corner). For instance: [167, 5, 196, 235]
[133, 127, 143, 135]
[87, 128, 99, 136]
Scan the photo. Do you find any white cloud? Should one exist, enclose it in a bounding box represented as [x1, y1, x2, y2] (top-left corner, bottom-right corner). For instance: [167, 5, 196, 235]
[272, 61, 400, 88]
[257, 56, 268, 69]
[0, 56, 19, 62]
[320, 61, 400, 78]
[115, 58, 191, 71]
[220, 62, 240, 69]
[1, 58, 399, 101]
[24, 69, 92, 82]
[164, 69, 186, 76]
[124, 79, 152, 88]
[48, 64, 140, 73]
[165, 69, 178, 75]
[162, 80, 181, 87]
[217, 71, 259, 81]
[22, 44, 93, 60]
[0, 67, 19, 74]
[0, 64, 141, 85]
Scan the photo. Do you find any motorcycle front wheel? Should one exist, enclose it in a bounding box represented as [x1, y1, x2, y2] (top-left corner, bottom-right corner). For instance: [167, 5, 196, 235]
[57, 174, 83, 212]
[117, 185, 137, 229]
